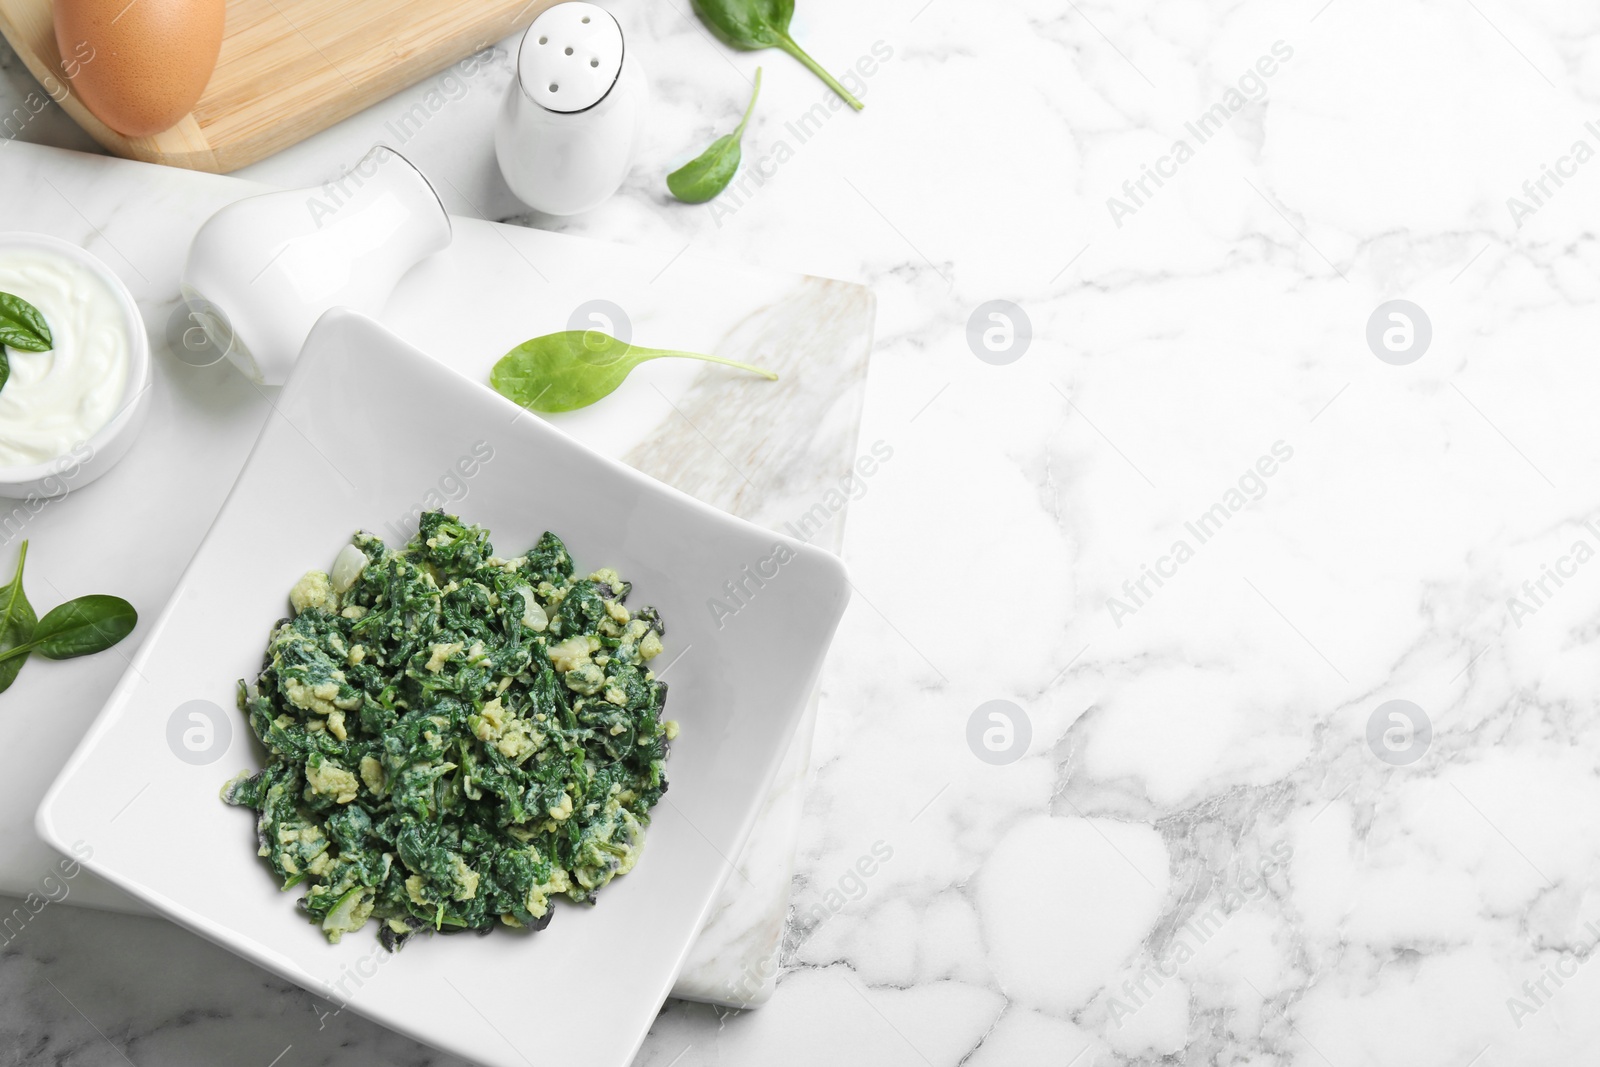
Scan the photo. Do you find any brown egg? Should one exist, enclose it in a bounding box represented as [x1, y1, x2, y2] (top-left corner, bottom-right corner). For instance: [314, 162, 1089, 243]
[53, 0, 225, 138]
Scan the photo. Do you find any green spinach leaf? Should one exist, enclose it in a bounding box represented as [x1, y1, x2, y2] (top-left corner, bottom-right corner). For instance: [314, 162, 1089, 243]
[668, 68, 763, 203]
[0, 291, 53, 354]
[490, 330, 777, 413]
[0, 542, 37, 693]
[30, 595, 138, 660]
[691, 0, 863, 110]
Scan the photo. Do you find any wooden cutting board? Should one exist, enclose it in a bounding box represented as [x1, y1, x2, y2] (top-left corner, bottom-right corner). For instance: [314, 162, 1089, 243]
[0, 0, 556, 172]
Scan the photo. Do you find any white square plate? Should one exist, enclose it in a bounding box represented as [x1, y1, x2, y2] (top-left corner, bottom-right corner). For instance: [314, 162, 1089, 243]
[36, 309, 850, 1066]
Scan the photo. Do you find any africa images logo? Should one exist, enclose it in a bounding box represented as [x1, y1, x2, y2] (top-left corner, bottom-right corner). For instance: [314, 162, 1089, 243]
[1106, 41, 1294, 228]
[1106, 441, 1294, 627]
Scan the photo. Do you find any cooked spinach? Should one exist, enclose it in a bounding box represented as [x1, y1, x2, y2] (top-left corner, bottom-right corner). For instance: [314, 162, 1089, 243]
[222, 513, 678, 947]
[692, 0, 864, 110]
[490, 330, 776, 413]
[668, 68, 763, 204]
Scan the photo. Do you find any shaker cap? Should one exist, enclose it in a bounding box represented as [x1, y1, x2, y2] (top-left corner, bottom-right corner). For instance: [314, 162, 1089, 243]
[518, 3, 625, 113]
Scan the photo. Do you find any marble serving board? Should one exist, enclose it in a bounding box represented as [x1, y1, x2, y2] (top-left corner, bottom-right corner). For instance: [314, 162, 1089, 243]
[0, 140, 873, 1008]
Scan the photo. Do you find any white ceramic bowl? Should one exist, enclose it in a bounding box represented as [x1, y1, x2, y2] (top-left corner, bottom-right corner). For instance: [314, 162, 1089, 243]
[37, 309, 851, 1067]
[0, 232, 151, 499]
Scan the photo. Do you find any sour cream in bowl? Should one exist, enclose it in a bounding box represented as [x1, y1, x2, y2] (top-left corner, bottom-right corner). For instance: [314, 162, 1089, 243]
[0, 233, 151, 499]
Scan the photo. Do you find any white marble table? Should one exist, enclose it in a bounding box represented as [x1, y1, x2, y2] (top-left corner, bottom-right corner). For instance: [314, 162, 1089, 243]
[6, 1, 1600, 1064]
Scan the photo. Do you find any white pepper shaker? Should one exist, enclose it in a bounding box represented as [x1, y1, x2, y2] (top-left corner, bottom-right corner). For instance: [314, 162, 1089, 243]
[494, 2, 647, 216]
[181, 145, 452, 385]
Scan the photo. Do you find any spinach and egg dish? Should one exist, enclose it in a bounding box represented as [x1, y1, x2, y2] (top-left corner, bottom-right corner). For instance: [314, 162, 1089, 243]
[222, 512, 676, 948]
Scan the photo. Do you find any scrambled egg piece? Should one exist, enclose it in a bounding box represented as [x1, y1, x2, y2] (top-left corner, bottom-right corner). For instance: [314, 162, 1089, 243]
[546, 634, 598, 672]
[289, 570, 336, 614]
[425, 642, 464, 672]
[305, 756, 359, 804]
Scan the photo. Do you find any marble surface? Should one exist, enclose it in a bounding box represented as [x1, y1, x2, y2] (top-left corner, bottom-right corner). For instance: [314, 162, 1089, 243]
[5, 0, 1600, 1064]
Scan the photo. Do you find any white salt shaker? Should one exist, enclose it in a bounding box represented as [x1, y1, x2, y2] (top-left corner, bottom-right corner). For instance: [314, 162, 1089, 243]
[494, 2, 647, 216]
